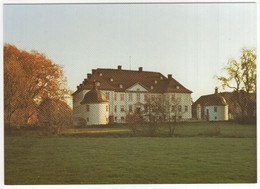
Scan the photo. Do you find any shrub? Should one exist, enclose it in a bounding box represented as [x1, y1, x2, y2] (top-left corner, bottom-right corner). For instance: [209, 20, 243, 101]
[38, 98, 72, 135]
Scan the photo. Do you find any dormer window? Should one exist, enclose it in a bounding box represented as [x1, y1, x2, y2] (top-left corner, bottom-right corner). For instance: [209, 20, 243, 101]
[151, 86, 154, 90]
[99, 73, 103, 76]
[154, 80, 158, 84]
[160, 76, 163, 80]
[96, 82, 100, 86]
[176, 85, 180, 89]
[110, 78, 114, 82]
[119, 84, 123, 88]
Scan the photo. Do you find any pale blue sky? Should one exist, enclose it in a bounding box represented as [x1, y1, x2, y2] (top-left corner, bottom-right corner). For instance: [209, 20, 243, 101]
[3, 3, 257, 101]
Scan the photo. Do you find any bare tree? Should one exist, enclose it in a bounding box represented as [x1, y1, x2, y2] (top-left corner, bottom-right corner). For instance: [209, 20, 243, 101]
[143, 94, 182, 136]
[215, 48, 256, 119]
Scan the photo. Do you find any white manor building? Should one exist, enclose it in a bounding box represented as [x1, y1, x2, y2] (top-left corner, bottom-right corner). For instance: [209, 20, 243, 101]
[72, 65, 192, 125]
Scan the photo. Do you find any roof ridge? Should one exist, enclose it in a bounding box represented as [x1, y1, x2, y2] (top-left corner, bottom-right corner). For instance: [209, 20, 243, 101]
[96, 68, 164, 75]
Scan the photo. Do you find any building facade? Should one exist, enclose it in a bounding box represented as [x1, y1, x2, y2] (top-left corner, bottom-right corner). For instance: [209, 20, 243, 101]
[72, 66, 192, 125]
[193, 88, 229, 121]
[192, 88, 256, 121]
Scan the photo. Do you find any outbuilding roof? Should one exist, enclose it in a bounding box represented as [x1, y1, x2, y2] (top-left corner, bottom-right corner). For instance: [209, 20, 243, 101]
[205, 94, 228, 106]
[193, 88, 228, 107]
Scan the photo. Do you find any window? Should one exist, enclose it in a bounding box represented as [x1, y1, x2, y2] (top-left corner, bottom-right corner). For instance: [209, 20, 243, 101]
[154, 80, 158, 84]
[171, 105, 175, 112]
[214, 107, 217, 112]
[105, 92, 110, 100]
[185, 105, 188, 112]
[86, 105, 90, 112]
[114, 105, 117, 112]
[144, 94, 148, 102]
[129, 93, 133, 101]
[129, 105, 133, 112]
[96, 82, 100, 86]
[106, 105, 109, 112]
[121, 105, 125, 112]
[87, 117, 89, 122]
[114, 93, 117, 101]
[144, 105, 148, 112]
[151, 86, 154, 90]
[151, 95, 155, 101]
[120, 94, 124, 101]
[178, 105, 182, 112]
[171, 94, 175, 101]
[110, 78, 114, 82]
[114, 116, 117, 121]
[136, 93, 141, 102]
[137, 88, 140, 91]
[215, 116, 217, 120]
[119, 84, 123, 88]
[176, 85, 180, 89]
[121, 116, 125, 121]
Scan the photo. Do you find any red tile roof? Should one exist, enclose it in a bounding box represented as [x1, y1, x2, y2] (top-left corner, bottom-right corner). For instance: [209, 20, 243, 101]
[72, 67, 192, 95]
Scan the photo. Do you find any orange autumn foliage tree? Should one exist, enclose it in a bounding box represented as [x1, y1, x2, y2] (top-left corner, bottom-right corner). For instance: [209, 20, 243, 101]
[4, 44, 71, 129]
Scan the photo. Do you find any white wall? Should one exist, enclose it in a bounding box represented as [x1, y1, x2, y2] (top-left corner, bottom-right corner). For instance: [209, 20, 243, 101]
[73, 89, 192, 124]
[84, 103, 109, 125]
[164, 93, 192, 120]
[205, 105, 228, 121]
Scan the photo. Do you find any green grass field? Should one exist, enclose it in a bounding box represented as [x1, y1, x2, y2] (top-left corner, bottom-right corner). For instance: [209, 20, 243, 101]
[4, 122, 257, 184]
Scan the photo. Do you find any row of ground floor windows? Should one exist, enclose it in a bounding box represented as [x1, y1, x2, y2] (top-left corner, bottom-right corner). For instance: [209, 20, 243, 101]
[84, 115, 184, 123]
[113, 115, 183, 122]
[76, 104, 189, 114]
[113, 105, 189, 113]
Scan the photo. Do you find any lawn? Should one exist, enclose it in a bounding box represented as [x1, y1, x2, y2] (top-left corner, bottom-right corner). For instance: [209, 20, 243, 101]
[63, 121, 256, 138]
[4, 122, 257, 184]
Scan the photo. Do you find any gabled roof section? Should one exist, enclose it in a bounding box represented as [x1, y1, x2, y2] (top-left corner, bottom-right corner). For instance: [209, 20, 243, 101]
[164, 77, 192, 93]
[125, 82, 149, 92]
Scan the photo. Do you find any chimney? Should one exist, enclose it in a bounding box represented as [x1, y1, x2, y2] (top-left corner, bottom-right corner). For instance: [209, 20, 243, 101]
[168, 74, 172, 79]
[215, 87, 218, 94]
[118, 65, 122, 70]
[77, 85, 80, 90]
[139, 67, 143, 71]
[87, 73, 91, 79]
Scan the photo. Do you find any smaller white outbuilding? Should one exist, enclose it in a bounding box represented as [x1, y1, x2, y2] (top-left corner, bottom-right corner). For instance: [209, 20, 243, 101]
[204, 87, 228, 121]
[80, 82, 109, 125]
